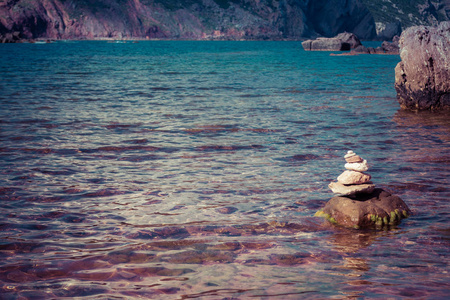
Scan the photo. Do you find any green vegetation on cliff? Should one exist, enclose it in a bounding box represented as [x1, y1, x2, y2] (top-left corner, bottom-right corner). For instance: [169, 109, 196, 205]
[361, 0, 448, 28]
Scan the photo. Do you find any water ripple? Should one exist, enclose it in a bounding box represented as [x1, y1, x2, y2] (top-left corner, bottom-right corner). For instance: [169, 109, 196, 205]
[0, 41, 448, 299]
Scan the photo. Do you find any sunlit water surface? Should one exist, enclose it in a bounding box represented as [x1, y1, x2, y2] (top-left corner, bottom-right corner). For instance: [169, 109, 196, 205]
[0, 41, 449, 299]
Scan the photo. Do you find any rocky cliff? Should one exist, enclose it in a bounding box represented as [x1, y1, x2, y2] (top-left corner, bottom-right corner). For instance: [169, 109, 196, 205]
[361, 0, 450, 40]
[0, 0, 376, 40]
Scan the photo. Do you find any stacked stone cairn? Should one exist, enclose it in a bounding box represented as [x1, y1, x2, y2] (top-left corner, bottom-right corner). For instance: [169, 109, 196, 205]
[315, 150, 411, 229]
[328, 150, 374, 196]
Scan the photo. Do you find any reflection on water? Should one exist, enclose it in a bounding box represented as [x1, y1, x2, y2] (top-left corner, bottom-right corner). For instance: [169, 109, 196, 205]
[0, 41, 449, 299]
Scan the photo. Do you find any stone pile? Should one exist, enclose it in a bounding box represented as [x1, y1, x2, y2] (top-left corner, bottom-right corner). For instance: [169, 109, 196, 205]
[315, 150, 411, 229]
[328, 150, 375, 196]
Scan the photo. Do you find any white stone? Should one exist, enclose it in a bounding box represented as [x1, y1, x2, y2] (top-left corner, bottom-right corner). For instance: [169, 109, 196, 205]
[344, 150, 356, 159]
[345, 159, 369, 172]
[337, 170, 371, 185]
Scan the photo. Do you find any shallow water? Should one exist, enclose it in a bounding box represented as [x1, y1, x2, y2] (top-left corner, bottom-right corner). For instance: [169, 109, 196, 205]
[0, 41, 449, 299]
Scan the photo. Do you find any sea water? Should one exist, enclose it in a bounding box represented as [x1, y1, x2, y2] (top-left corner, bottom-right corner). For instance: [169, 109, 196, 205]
[0, 41, 448, 299]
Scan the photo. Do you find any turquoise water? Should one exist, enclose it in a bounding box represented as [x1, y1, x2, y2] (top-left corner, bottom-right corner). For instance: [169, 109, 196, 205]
[0, 41, 449, 299]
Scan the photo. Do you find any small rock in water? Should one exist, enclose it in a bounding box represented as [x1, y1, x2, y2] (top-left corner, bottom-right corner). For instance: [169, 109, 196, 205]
[337, 170, 371, 185]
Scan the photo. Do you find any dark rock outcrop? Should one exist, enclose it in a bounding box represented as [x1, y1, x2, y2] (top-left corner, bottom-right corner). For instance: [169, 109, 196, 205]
[0, 0, 377, 40]
[351, 44, 372, 54]
[436, 0, 450, 21]
[304, 31, 400, 54]
[335, 32, 363, 48]
[335, 35, 400, 55]
[362, 0, 450, 40]
[419, 0, 441, 24]
[380, 36, 400, 53]
[304, 0, 376, 39]
[302, 32, 362, 51]
[302, 37, 350, 51]
[395, 22, 450, 111]
[376, 21, 402, 41]
[0, 31, 22, 43]
[315, 188, 411, 229]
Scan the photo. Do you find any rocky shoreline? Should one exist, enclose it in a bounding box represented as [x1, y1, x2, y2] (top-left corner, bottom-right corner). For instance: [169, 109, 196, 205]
[302, 32, 399, 54]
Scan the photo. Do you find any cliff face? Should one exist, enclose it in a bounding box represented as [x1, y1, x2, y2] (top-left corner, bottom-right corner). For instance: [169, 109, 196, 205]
[305, 0, 375, 39]
[0, 0, 377, 40]
[361, 0, 450, 39]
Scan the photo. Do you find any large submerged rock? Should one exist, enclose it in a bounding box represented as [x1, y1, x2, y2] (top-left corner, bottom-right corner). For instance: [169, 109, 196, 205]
[303, 31, 400, 54]
[316, 150, 411, 229]
[394, 22, 450, 111]
[302, 37, 350, 51]
[331, 35, 400, 55]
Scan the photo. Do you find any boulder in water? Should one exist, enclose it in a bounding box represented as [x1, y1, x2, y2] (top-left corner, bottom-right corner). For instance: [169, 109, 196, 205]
[302, 37, 350, 51]
[394, 22, 450, 110]
[335, 32, 362, 49]
[302, 32, 361, 51]
[315, 188, 411, 229]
